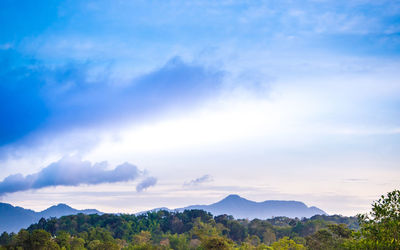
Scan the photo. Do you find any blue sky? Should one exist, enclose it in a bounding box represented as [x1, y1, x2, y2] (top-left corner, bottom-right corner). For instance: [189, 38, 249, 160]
[0, 0, 400, 215]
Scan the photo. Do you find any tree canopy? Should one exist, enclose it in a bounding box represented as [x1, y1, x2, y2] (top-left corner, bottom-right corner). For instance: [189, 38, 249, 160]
[1, 190, 399, 249]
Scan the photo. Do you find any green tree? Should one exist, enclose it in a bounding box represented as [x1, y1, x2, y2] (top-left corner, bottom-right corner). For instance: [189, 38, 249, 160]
[30, 229, 60, 250]
[190, 218, 221, 240]
[271, 237, 305, 250]
[70, 237, 85, 250]
[87, 239, 101, 249]
[132, 231, 152, 245]
[306, 229, 336, 249]
[87, 227, 114, 243]
[55, 231, 71, 249]
[0, 232, 10, 246]
[245, 235, 261, 247]
[357, 189, 400, 249]
[262, 228, 276, 245]
[168, 233, 188, 250]
[305, 224, 352, 249]
[200, 235, 234, 249]
[16, 229, 31, 249]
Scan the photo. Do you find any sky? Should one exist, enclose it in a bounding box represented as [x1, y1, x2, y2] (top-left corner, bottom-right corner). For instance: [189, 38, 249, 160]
[0, 0, 400, 216]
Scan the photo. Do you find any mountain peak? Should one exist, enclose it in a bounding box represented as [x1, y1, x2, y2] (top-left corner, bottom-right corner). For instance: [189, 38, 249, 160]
[216, 194, 254, 206]
[42, 203, 74, 212]
[224, 194, 242, 200]
[218, 194, 248, 204]
[181, 194, 327, 219]
[54, 203, 71, 208]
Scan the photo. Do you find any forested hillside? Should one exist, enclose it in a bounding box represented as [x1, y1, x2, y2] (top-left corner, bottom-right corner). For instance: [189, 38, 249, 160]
[0, 210, 356, 249]
[1, 190, 398, 249]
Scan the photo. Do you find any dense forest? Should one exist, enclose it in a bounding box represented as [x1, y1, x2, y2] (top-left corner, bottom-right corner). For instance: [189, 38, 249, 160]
[0, 190, 399, 249]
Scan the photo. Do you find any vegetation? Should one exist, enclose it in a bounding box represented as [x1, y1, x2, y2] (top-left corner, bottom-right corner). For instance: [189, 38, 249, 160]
[352, 190, 400, 249]
[0, 190, 398, 249]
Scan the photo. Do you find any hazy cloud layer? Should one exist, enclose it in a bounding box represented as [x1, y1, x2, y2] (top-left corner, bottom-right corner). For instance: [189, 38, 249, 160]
[136, 177, 157, 192]
[0, 51, 223, 148]
[184, 174, 213, 187]
[0, 156, 155, 196]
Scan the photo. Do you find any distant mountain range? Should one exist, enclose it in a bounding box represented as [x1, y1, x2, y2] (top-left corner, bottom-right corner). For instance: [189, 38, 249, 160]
[176, 194, 326, 219]
[1, 194, 326, 233]
[140, 194, 326, 220]
[0, 203, 101, 233]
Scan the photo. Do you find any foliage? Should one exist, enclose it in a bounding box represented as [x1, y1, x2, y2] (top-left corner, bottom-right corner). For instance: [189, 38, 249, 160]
[271, 237, 305, 250]
[1, 190, 399, 249]
[200, 235, 234, 249]
[355, 189, 400, 249]
[305, 224, 352, 249]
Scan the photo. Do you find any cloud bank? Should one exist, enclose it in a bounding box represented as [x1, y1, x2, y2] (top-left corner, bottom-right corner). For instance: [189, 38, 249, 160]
[184, 174, 213, 187]
[0, 156, 156, 196]
[0, 52, 223, 148]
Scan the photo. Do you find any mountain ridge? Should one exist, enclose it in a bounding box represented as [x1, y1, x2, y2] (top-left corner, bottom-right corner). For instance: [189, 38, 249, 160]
[0, 202, 102, 233]
[1, 194, 326, 233]
[176, 194, 326, 219]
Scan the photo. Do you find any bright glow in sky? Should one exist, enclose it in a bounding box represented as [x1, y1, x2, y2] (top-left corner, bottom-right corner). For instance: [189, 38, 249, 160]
[0, 0, 400, 216]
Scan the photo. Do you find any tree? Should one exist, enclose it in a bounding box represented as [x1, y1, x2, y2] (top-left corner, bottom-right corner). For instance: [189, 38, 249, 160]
[305, 224, 352, 249]
[0, 232, 10, 246]
[87, 239, 101, 250]
[271, 237, 305, 250]
[55, 231, 71, 249]
[30, 229, 59, 250]
[168, 233, 189, 250]
[262, 228, 276, 245]
[357, 189, 400, 249]
[200, 235, 234, 249]
[132, 231, 152, 245]
[16, 229, 30, 249]
[70, 237, 85, 250]
[227, 220, 248, 242]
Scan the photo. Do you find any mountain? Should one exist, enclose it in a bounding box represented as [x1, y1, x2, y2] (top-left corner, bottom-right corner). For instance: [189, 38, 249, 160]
[0, 203, 102, 233]
[136, 207, 172, 216]
[40, 203, 101, 219]
[0, 203, 37, 233]
[177, 194, 327, 219]
[1, 195, 326, 233]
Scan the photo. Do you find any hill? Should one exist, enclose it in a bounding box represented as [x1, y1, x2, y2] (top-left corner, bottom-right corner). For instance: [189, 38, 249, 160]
[1, 194, 326, 233]
[0, 202, 102, 233]
[177, 194, 326, 219]
[12, 209, 357, 249]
